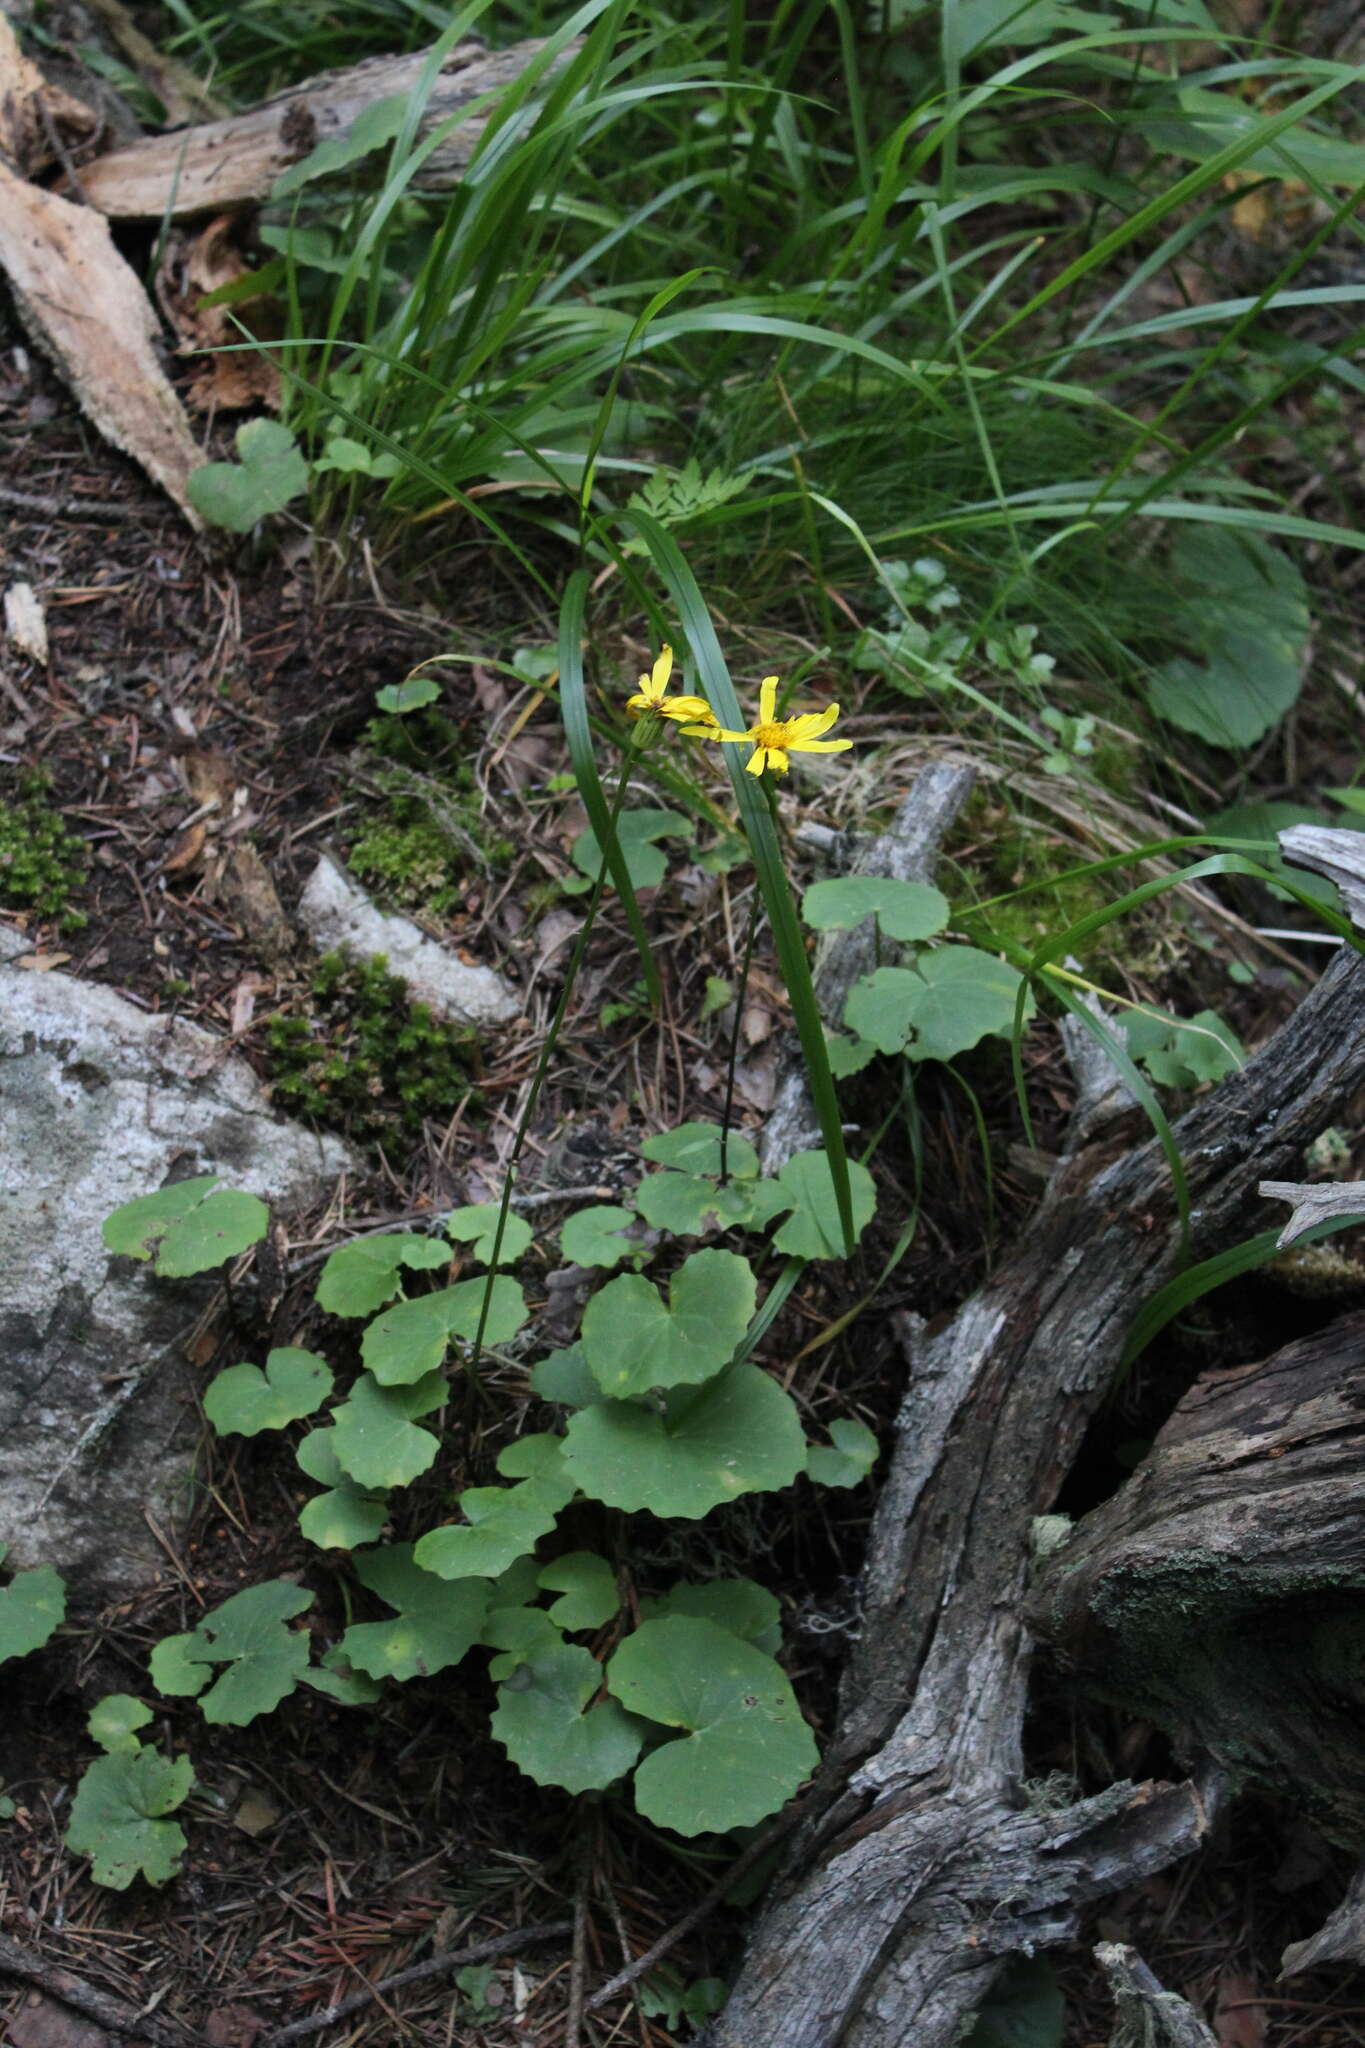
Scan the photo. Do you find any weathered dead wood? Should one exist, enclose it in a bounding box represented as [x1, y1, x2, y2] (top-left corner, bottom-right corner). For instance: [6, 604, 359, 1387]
[0, 163, 203, 523]
[77, 38, 567, 220]
[1281, 1861, 1365, 1975]
[1260, 1177, 1365, 1246]
[1281, 825, 1365, 929]
[760, 758, 976, 1170]
[707, 942, 1365, 2048]
[0, 12, 98, 174]
[1096, 1944, 1217, 2048]
[1027, 1309, 1365, 1844]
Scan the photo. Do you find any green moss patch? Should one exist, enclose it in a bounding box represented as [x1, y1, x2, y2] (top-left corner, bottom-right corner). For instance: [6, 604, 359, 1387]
[0, 772, 87, 930]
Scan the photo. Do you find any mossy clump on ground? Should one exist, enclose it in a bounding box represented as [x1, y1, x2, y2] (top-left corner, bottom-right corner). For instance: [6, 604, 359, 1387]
[0, 772, 87, 929]
[349, 802, 464, 916]
[267, 950, 480, 1143]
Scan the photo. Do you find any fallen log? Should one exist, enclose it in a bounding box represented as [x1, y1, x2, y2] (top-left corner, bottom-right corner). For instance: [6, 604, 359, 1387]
[77, 37, 570, 220]
[705, 844, 1365, 2042]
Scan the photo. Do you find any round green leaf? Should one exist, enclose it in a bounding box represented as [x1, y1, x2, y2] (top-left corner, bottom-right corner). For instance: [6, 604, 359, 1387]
[295, 1433, 390, 1550]
[301, 1647, 384, 1706]
[824, 1028, 879, 1078]
[529, 1344, 604, 1409]
[492, 1640, 646, 1795]
[538, 1552, 618, 1631]
[607, 1618, 817, 1835]
[0, 1562, 65, 1665]
[66, 1747, 194, 1889]
[362, 1279, 527, 1385]
[203, 1348, 332, 1437]
[180, 1582, 313, 1726]
[187, 417, 309, 532]
[902, 947, 1035, 1063]
[414, 1438, 576, 1580]
[845, 951, 1033, 1064]
[566, 809, 693, 895]
[634, 1171, 753, 1235]
[374, 676, 440, 713]
[331, 1370, 445, 1489]
[483, 1601, 563, 1681]
[560, 1205, 638, 1270]
[581, 1249, 755, 1398]
[102, 1178, 268, 1277]
[805, 1417, 879, 1489]
[149, 1631, 210, 1699]
[802, 876, 950, 941]
[340, 1544, 491, 1682]
[760, 1151, 877, 1260]
[316, 1233, 450, 1317]
[445, 1204, 533, 1266]
[641, 1123, 759, 1179]
[88, 1694, 152, 1755]
[562, 1366, 806, 1519]
[643, 1578, 782, 1656]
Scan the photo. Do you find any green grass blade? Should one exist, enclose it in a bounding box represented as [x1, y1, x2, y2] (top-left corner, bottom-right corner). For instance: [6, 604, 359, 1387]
[624, 507, 856, 1255]
[557, 569, 661, 1008]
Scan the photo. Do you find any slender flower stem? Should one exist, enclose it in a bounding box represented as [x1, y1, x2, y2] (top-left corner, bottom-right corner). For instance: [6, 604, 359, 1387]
[718, 882, 763, 1188]
[466, 729, 648, 1382]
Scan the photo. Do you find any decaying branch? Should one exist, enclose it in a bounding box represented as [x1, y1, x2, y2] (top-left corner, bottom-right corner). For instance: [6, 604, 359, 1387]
[1097, 1943, 1218, 2048]
[708, 937, 1365, 2046]
[1258, 1177, 1365, 1247]
[760, 758, 975, 1170]
[77, 38, 572, 219]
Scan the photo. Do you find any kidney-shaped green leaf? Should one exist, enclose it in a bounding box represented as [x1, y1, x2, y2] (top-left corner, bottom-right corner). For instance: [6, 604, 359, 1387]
[330, 1370, 446, 1489]
[414, 1437, 576, 1580]
[316, 1233, 450, 1317]
[805, 1417, 879, 1489]
[581, 1249, 755, 1398]
[102, 1177, 268, 1277]
[758, 1150, 877, 1260]
[166, 1582, 313, 1727]
[445, 1204, 534, 1266]
[0, 1562, 65, 1666]
[538, 1552, 618, 1631]
[607, 1617, 817, 1834]
[562, 1366, 806, 1519]
[493, 1640, 646, 1795]
[560, 1204, 639, 1270]
[845, 948, 1033, 1064]
[641, 1123, 759, 1179]
[66, 1747, 194, 1889]
[203, 1348, 333, 1437]
[642, 1578, 782, 1656]
[362, 1279, 527, 1384]
[340, 1544, 490, 1682]
[295, 1428, 390, 1550]
[802, 875, 950, 941]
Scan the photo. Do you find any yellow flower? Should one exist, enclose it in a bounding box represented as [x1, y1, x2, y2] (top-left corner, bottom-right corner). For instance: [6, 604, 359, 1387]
[625, 644, 716, 726]
[686, 674, 852, 776]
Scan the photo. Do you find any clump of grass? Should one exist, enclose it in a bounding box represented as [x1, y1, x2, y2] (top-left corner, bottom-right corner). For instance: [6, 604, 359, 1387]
[0, 772, 88, 930]
[267, 949, 480, 1143]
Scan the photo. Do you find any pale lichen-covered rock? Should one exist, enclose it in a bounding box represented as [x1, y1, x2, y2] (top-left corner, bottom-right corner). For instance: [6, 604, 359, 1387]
[0, 938, 353, 1597]
[298, 850, 520, 1030]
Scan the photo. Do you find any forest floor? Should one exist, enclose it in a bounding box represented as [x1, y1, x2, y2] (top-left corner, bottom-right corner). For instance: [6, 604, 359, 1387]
[3, 352, 1365, 2048]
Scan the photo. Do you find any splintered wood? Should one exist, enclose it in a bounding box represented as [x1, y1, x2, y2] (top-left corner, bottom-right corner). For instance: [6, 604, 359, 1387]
[74, 39, 568, 219]
[0, 164, 205, 524]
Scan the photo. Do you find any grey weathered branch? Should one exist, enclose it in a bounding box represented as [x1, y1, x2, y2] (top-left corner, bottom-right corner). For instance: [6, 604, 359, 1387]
[1257, 1178, 1365, 1248]
[77, 38, 571, 219]
[707, 941, 1365, 2047]
[1280, 1862, 1365, 1976]
[1097, 1943, 1217, 2048]
[1279, 825, 1365, 930]
[759, 758, 975, 1171]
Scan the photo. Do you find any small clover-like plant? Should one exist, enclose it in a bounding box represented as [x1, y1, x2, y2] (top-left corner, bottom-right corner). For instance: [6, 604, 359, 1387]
[316, 1233, 452, 1317]
[445, 1203, 534, 1266]
[560, 1204, 641, 1270]
[1123, 1006, 1244, 1089]
[66, 1696, 193, 1890]
[0, 1545, 65, 1665]
[563, 808, 694, 896]
[187, 418, 309, 532]
[102, 1176, 268, 1277]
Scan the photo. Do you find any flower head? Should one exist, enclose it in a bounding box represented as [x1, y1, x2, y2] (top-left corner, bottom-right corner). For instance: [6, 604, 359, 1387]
[685, 674, 852, 776]
[625, 645, 716, 727]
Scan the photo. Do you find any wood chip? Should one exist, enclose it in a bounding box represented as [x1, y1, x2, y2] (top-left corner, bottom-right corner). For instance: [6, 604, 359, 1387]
[0, 14, 98, 176]
[4, 580, 48, 663]
[0, 163, 204, 526]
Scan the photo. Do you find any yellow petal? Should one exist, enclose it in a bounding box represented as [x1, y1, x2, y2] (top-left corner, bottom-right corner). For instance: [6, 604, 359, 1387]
[758, 674, 779, 725]
[745, 748, 769, 776]
[789, 736, 852, 754]
[786, 704, 840, 742]
[651, 644, 674, 693]
[658, 694, 716, 723]
[703, 725, 757, 744]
